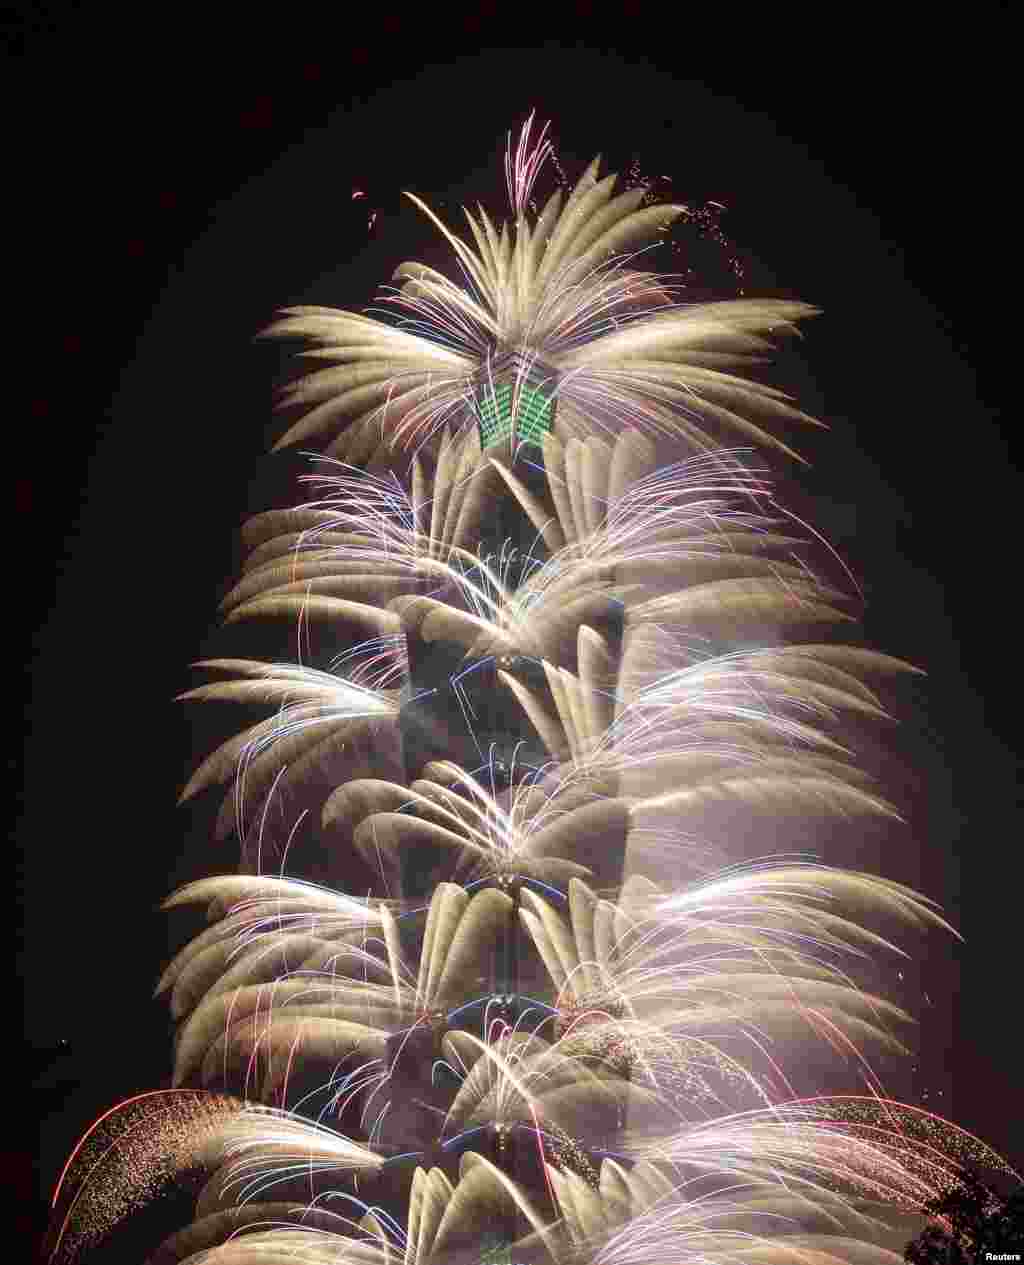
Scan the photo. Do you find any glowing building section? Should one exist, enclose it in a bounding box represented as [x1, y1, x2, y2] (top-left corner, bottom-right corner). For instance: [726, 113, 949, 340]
[476, 374, 555, 447]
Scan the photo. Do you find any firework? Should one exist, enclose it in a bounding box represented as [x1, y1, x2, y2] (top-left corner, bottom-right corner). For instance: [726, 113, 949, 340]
[47, 117, 1014, 1265]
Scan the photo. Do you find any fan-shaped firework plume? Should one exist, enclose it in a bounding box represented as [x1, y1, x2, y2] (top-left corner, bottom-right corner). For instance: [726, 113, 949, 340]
[47, 114, 1016, 1264]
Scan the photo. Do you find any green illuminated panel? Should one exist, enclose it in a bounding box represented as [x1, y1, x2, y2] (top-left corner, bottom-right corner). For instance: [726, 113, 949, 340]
[477, 382, 514, 445]
[476, 382, 554, 446]
[516, 384, 553, 443]
[479, 1235, 517, 1265]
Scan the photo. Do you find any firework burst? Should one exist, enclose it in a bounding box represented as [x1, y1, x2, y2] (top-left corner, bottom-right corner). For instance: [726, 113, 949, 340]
[47, 116, 1013, 1265]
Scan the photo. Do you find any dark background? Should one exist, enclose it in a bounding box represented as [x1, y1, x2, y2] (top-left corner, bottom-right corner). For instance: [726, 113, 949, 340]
[16, 10, 1019, 1255]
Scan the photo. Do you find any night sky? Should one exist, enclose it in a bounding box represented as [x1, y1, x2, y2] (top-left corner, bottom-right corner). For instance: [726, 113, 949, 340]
[18, 15, 1020, 1256]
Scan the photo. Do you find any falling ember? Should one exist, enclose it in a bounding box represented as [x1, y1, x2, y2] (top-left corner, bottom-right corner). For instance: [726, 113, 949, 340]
[800, 1096, 1021, 1190]
[45, 1091, 245, 1265]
